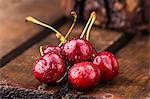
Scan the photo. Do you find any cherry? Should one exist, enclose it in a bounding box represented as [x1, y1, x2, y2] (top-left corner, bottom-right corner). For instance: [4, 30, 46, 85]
[68, 62, 100, 89]
[93, 51, 119, 82]
[61, 38, 96, 66]
[61, 11, 97, 66]
[41, 46, 61, 55]
[33, 52, 66, 84]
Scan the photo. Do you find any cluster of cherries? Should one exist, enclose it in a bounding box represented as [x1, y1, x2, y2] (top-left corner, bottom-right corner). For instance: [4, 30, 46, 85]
[26, 11, 119, 89]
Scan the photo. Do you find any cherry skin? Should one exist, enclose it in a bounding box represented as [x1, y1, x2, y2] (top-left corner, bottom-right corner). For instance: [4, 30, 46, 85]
[42, 46, 61, 55]
[61, 38, 96, 66]
[93, 51, 119, 82]
[68, 62, 100, 89]
[33, 52, 66, 84]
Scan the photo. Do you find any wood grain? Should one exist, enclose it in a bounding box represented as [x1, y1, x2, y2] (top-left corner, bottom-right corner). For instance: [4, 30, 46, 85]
[117, 35, 149, 98]
[0, 21, 123, 98]
[0, 0, 62, 58]
[65, 34, 149, 98]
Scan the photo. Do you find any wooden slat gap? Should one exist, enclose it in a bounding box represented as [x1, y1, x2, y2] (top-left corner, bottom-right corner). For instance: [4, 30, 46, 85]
[0, 17, 66, 67]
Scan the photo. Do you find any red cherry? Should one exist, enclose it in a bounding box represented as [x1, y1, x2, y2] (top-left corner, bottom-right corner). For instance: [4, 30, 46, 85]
[42, 46, 61, 55]
[33, 53, 66, 84]
[93, 51, 119, 82]
[61, 38, 96, 66]
[68, 62, 100, 89]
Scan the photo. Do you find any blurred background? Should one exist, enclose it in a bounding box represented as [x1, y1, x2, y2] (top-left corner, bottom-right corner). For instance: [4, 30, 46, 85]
[62, 0, 149, 31]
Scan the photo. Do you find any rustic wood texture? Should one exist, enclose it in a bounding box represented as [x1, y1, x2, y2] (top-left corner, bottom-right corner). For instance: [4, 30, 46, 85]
[65, 34, 149, 98]
[117, 35, 149, 98]
[0, 0, 62, 58]
[0, 21, 123, 97]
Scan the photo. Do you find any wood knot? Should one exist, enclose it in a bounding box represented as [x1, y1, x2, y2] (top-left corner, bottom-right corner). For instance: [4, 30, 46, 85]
[103, 93, 113, 99]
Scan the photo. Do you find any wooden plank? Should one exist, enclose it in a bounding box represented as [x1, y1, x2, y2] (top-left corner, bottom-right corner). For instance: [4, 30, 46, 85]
[0, 21, 123, 98]
[65, 35, 149, 98]
[0, 0, 62, 59]
[117, 35, 149, 98]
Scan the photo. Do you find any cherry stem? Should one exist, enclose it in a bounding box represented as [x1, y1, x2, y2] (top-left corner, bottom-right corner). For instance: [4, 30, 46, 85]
[59, 11, 77, 47]
[65, 11, 77, 39]
[80, 14, 92, 38]
[80, 11, 96, 39]
[39, 46, 44, 56]
[86, 12, 96, 41]
[56, 71, 67, 83]
[56, 66, 70, 83]
[25, 16, 66, 44]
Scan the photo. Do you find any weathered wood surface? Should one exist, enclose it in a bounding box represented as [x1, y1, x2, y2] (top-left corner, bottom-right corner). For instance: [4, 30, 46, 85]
[0, 0, 62, 59]
[0, 21, 123, 98]
[65, 34, 149, 98]
[117, 35, 149, 98]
